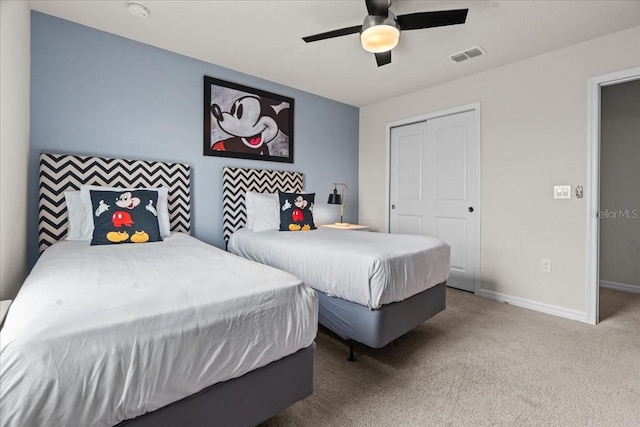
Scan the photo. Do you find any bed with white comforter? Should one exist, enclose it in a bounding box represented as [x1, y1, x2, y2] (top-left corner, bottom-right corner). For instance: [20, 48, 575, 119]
[0, 233, 317, 427]
[228, 228, 450, 309]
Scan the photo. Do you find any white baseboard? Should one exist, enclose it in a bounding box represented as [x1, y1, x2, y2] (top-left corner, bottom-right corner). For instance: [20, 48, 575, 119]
[476, 289, 588, 323]
[600, 280, 640, 294]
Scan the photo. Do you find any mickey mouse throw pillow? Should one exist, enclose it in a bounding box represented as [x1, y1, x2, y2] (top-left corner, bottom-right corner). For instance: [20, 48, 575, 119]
[90, 189, 163, 245]
[278, 192, 316, 231]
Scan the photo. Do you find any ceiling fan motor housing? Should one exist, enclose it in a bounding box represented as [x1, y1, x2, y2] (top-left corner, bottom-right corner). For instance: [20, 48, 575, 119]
[360, 12, 400, 53]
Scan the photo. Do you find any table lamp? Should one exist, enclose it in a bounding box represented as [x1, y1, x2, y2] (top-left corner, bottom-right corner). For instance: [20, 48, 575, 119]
[328, 183, 348, 226]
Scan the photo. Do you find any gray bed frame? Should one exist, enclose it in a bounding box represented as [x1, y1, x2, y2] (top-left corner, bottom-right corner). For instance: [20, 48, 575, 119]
[38, 153, 315, 426]
[318, 283, 446, 349]
[119, 344, 315, 427]
[222, 166, 447, 360]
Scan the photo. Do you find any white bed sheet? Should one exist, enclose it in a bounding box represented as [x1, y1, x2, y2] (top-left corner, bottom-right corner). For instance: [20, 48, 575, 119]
[0, 233, 317, 427]
[228, 228, 450, 309]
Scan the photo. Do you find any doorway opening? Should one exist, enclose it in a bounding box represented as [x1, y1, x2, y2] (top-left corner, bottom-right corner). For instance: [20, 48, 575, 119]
[586, 66, 640, 325]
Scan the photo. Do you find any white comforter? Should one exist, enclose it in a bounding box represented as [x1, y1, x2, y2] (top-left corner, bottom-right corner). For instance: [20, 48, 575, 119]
[0, 233, 317, 427]
[228, 228, 450, 309]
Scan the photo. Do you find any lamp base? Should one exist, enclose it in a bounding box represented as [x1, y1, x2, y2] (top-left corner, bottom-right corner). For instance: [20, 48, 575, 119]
[334, 222, 351, 227]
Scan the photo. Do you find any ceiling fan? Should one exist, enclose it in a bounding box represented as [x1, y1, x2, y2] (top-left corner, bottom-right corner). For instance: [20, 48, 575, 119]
[302, 0, 468, 67]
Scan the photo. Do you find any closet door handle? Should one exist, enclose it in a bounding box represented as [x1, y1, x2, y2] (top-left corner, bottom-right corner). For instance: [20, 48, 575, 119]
[391, 205, 396, 210]
[468, 207, 474, 213]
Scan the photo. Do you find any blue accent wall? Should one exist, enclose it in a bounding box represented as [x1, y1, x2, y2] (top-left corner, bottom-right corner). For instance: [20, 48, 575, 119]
[29, 12, 359, 267]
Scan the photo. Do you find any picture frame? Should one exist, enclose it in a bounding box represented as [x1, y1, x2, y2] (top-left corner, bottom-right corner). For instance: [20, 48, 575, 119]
[203, 76, 294, 163]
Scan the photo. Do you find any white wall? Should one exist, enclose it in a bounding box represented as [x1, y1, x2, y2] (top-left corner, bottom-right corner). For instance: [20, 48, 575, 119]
[0, 1, 31, 300]
[359, 25, 640, 317]
[600, 79, 640, 288]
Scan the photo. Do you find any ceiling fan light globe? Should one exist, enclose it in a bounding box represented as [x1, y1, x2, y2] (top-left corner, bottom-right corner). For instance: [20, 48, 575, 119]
[361, 25, 400, 53]
[360, 13, 400, 53]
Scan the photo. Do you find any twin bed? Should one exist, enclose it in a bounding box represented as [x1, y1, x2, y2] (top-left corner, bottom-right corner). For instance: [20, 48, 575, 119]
[0, 154, 317, 427]
[0, 156, 450, 426]
[222, 167, 450, 359]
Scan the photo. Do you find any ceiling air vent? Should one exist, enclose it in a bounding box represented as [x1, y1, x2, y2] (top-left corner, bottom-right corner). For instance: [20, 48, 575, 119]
[448, 45, 487, 63]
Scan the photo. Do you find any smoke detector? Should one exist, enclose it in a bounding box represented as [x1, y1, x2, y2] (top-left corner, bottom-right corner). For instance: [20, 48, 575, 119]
[127, 1, 150, 18]
[448, 45, 486, 63]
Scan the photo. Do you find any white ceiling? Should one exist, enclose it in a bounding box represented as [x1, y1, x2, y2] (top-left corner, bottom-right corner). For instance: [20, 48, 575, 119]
[29, 0, 640, 107]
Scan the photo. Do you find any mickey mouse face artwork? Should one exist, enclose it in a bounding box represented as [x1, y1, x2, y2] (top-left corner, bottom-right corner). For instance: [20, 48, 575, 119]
[211, 96, 280, 155]
[204, 77, 294, 163]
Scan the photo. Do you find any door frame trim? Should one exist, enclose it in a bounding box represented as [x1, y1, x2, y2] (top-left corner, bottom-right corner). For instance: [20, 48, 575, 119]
[586, 66, 640, 325]
[385, 102, 482, 293]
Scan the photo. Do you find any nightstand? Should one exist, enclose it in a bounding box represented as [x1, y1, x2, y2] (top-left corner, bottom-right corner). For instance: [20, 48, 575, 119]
[319, 224, 370, 231]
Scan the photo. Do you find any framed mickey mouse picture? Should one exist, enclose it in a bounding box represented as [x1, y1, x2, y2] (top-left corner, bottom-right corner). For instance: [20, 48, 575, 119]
[203, 76, 294, 163]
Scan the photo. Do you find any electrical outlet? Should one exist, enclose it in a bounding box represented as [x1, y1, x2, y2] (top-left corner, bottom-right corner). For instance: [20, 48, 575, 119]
[540, 258, 552, 273]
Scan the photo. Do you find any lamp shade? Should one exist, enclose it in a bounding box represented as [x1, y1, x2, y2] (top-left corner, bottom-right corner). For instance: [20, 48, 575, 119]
[328, 190, 342, 205]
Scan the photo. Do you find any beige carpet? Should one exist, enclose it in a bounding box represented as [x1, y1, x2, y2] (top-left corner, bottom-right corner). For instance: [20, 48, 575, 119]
[262, 288, 640, 426]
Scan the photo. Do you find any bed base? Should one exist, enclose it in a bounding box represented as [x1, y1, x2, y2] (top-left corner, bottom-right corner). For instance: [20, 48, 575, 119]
[119, 343, 315, 427]
[319, 282, 446, 359]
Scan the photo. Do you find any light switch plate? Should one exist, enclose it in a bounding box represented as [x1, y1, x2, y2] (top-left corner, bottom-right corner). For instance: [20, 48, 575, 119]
[554, 185, 571, 199]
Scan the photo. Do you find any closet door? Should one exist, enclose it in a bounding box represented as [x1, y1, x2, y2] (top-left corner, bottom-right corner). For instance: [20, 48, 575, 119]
[390, 110, 478, 292]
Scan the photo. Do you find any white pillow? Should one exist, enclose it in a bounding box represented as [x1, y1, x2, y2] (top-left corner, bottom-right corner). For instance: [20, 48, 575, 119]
[64, 191, 94, 241]
[245, 192, 279, 232]
[79, 185, 171, 238]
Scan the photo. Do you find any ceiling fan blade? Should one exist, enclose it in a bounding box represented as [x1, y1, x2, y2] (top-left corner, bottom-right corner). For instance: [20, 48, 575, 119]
[365, 0, 389, 17]
[397, 9, 468, 31]
[302, 25, 362, 43]
[375, 51, 391, 67]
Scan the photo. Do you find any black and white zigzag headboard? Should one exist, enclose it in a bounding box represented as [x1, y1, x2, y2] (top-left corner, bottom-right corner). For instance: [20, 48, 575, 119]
[38, 153, 191, 253]
[222, 167, 303, 241]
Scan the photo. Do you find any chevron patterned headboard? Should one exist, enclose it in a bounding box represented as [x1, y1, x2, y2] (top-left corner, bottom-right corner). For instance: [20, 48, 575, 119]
[222, 167, 303, 241]
[38, 153, 191, 253]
